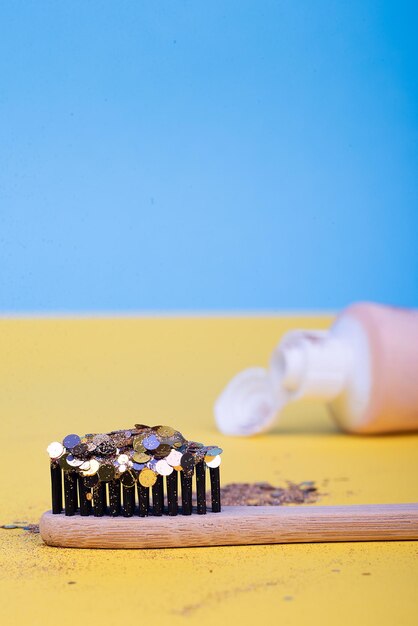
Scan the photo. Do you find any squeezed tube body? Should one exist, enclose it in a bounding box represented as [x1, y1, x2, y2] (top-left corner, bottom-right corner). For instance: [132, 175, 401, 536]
[330, 303, 418, 433]
[273, 302, 418, 434]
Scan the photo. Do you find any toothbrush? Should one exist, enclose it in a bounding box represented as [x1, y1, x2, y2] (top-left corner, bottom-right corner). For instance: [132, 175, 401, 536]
[40, 424, 418, 549]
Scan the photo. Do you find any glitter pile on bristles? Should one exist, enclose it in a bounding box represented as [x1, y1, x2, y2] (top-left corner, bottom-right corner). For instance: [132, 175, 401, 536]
[47, 424, 222, 517]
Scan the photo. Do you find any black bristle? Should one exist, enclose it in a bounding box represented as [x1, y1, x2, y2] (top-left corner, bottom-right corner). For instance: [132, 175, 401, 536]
[195, 462, 207, 514]
[123, 485, 135, 517]
[180, 468, 193, 515]
[63, 471, 78, 516]
[93, 482, 107, 516]
[50, 463, 63, 514]
[108, 479, 121, 516]
[137, 484, 149, 517]
[209, 467, 221, 512]
[152, 475, 164, 516]
[78, 476, 92, 516]
[166, 471, 178, 516]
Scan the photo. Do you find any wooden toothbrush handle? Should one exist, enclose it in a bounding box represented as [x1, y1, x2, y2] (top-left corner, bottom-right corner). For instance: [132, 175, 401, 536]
[40, 503, 418, 549]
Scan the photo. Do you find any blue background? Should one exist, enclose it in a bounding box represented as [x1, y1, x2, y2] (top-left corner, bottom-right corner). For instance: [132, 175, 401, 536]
[1, 1, 417, 312]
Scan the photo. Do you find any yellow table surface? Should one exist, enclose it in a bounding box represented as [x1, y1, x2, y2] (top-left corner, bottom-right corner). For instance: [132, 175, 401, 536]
[1, 315, 417, 625]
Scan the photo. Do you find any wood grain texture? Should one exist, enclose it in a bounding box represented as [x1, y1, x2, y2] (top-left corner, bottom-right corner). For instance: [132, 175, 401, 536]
[40, 503, 418, 549]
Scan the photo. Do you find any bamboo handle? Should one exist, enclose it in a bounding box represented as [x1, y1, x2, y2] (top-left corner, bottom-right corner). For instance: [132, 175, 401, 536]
[40, 503, 418, 549]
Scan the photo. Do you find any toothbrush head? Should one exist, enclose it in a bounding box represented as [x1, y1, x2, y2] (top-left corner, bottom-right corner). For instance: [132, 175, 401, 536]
[46, 424, 223, 518]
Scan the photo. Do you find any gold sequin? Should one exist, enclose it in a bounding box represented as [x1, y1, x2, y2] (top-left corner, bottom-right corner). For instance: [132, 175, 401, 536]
[133, 451, 150, 463]
[157, 425, 176, 438]
[138, 468, 158, 487]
